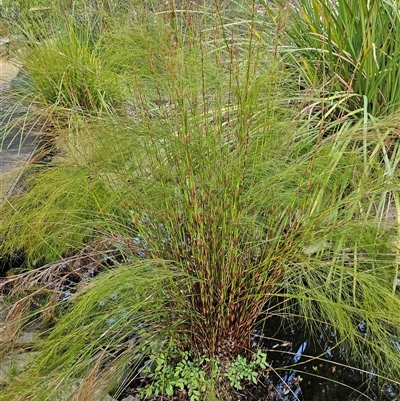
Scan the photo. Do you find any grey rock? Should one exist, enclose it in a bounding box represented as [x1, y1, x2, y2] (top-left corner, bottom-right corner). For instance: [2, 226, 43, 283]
[0, 324, 5, 337]
[0, 36, 11, 45]
[102, 395, 118, 401]
[0, 351, 38, 384]
[58, 379, 82, 401]
[0, 297, 8, 322]
[23, 318, 42, 333]
[10, 69, 32, 94]
[58, 380, 118, 401]
[0, 297, 8, 338]
[16, 331, 38, 345]
[0, 36, 10, 57]
[121, 396, 140, 401]
[95, 388, 118, 401]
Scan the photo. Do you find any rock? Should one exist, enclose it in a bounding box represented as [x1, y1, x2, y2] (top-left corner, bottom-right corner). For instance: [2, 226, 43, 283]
[121, 396, 140, 401]
[0, 351, 38, 384]
[94, 387, 118, 401]
[23, 318, 42, 333]
[0, 296, 8, 322]
[0, 37, 10, 45]
[58, 379, 118, 401]
[0, 36, 10, 57]
[0, 297, 8, 337]
[10, 69, 32, 94]
[16, 331, 38, 345]
[59, 379, 82, 401]
[0, 60, 19, 83]
[102, 395, 118, 401]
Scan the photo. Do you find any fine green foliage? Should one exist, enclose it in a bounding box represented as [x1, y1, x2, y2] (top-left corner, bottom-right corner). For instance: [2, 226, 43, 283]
[0, 164, 117, 263]
[0, 262, 183, 401]
[1, 1, 400, 400]
[18, 18, 121, 115]
[279, 0, 400, 117]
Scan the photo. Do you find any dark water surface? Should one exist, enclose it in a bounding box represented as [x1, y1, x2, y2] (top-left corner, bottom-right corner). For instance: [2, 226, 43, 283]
[258, 317, 400, 401]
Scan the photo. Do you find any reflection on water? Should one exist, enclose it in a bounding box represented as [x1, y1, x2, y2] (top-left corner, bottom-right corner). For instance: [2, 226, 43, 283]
[258, 318, 399, 401]
[293, 341, 307, 364]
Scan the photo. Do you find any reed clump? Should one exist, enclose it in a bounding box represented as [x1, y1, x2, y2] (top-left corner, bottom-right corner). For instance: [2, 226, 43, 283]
[1, 1, 400, 400]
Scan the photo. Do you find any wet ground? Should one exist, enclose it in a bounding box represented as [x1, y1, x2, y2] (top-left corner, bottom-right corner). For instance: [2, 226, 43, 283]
[0, 60, 37, 203]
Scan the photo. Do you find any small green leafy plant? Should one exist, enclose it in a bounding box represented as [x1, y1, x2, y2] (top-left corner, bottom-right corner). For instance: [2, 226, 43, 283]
[142, 348, 269, 400]
[142, 350, 213, 401]
[225, 350, 269, 390]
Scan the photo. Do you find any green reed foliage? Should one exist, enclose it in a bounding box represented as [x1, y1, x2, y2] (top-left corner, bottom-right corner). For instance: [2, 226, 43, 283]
[0, 164, 116, 264]
[279, 0, 400, 117]
[0, 262, 183, 401]
[13, 14, 121, 115]
[1, 1, 400, 399]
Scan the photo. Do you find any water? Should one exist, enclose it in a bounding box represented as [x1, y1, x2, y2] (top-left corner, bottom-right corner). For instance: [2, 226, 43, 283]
[258, 318, 400, 401]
